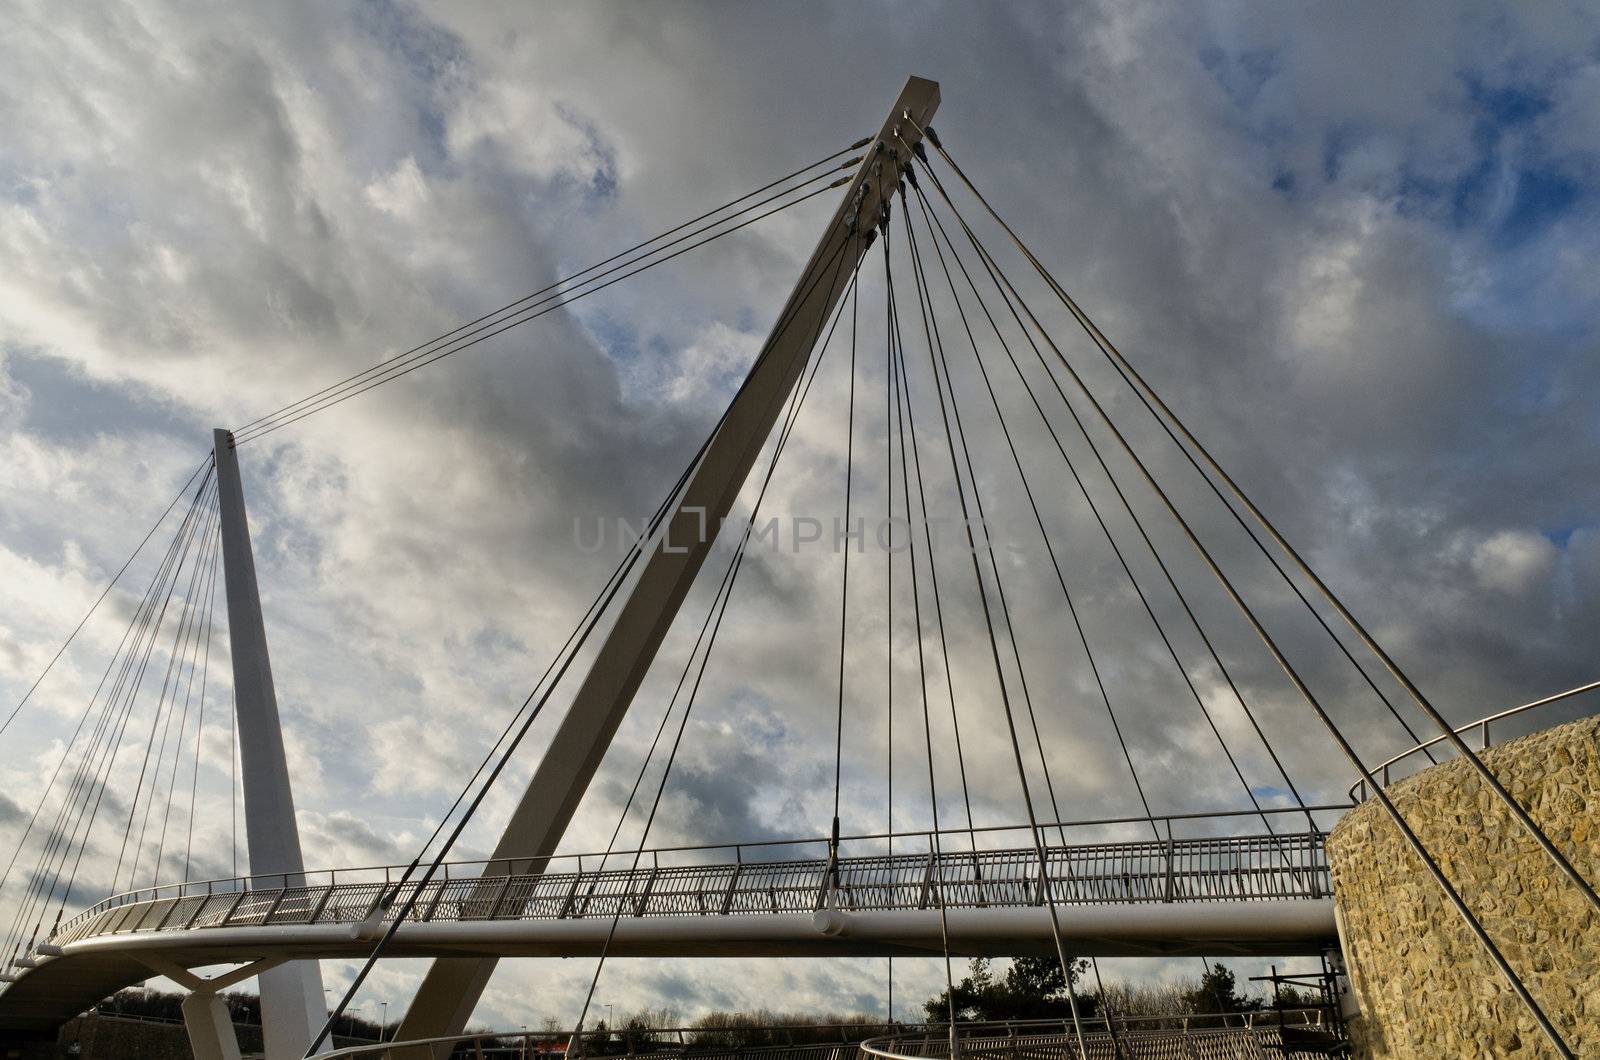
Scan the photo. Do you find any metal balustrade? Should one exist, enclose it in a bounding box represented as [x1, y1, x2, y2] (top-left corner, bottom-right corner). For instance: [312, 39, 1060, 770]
[48, 823, 1330, 949]
[320, 1020, 904, 1060]
[309, 1014, 1341, 1060]
[858, 1013, 1344, 1060]
[1348, 679, 1600, 801]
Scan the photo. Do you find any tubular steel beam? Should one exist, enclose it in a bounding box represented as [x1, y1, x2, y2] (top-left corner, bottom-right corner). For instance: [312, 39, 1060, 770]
[396, 76, 941, 1045]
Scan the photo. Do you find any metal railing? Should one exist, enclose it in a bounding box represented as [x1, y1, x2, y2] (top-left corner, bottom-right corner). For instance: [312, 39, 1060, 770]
[1350, 679, 1600, 801]
[45, 809, 1341, 950]
[860, 1014, 1342, 1060]
[319, 1021, 904, 1060]
[314, 1015, 1339, 1060]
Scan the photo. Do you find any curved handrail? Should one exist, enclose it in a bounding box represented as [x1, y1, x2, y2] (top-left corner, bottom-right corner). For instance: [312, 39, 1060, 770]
[39, 829, 1332, 953]
[317, 1014, 1332, 1059]
[48, 805, 1349, 941]
[321, 1023, 902, 1059]
[1350, 679, 1600, 801]
[859, 1013, 1334, 1060]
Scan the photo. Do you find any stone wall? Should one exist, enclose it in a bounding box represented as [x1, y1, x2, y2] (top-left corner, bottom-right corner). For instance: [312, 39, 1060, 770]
[1327, 715, 1599, 1058]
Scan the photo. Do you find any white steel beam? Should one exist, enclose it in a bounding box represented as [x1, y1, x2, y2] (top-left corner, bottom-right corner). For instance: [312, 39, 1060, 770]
[0, 900, 1336, 1036]
[397, 76, 942, 1044]
[213, 429, 329, 1059]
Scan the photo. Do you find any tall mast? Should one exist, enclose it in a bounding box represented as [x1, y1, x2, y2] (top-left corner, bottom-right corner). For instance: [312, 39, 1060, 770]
[214, 428, 329, 1060]
[397, 76, 941, 1044]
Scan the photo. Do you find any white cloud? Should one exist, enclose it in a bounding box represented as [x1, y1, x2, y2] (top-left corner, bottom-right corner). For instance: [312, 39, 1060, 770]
[0, 0, 1596, 1033]
[1469, 528, 1559, 595]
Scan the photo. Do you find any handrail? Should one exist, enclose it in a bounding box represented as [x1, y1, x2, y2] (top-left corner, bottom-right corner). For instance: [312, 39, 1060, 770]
[858, 1013, 1335, 1060]
[41, 829, 1332, 949]
[1350, 679, 1600, 801]
[316, 1014, 1333, 1059]
[47, 806, 1350, 935]
[318, 1023, 906, 1059]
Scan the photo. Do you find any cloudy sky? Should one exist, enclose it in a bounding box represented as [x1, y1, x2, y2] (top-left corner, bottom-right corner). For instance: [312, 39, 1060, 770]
[3, 0, 1599, 1033]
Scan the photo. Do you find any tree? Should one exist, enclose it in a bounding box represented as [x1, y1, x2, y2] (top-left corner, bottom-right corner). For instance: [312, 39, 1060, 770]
[1182, 963, 1261, 1021]
[923, 957, 1097, 1023]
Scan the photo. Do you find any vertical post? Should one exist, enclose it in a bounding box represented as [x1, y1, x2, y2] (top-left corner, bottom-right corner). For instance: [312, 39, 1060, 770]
[213, 428, 329, 1059]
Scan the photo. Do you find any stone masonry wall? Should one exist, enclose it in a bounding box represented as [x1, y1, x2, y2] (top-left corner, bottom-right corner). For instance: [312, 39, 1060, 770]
[1327, 715, 1599, 1058]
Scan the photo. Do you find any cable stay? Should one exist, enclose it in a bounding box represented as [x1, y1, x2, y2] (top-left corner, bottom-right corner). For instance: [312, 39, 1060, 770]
[827, 237, 862, 894]
[905, 178, 1318, 883]
[234, 144, 867, 445]
[918, 129, 1600, 957]
[902, 188, 1136, 1057]
[2, 466, 219, 966]
[887, 181, 1089, 1059]
[182, 520, 223, 882]
[8, 82, 1595, 1060]
[0, 457, 211, 740]
[905, 126, 1581, 1057]
[308, 217, 868, 1054]
[2, 149, 879, 962]
[567, 242, 866, 1052]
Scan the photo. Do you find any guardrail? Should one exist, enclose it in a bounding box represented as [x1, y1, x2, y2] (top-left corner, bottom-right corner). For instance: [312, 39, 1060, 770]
[322, 1022, 899, 1058]
[1350, 679, 1600, 802]
[860, 1013, 1342, 1060]
[45, 815, 1334, 950]
[313, 1014, 1339, 1060]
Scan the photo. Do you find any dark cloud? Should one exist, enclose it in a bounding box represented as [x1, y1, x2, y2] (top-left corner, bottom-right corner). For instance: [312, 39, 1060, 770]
[1, 0, 1597, 1026]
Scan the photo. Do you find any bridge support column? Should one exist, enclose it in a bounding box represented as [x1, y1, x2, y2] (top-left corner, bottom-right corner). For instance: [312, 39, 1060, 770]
[397, 75, 942, 1046]
[181, 994, 244, 1060]
[213, 429, 329, 1059]
[141, 957, 285, 1060]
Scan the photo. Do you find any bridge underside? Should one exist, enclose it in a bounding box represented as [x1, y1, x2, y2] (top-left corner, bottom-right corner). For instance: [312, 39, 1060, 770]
[0, 900, 1334, 1033]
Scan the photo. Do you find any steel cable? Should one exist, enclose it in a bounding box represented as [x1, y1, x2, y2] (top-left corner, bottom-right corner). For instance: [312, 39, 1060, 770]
[182, 522, 222, 882]
[152, 515, 222, 886]
[238, 165, 858, 445]
[4, 474, 217, 962]
[884, 229, 963, 1049]
[904, 194, 1131, 1055]
[234, 142, 866, 438]
[829, 251, 862, 880]
[0, 459, 210, 739]
[888, 196, 1088, 1059]
[912, 142, 1574, 1057]
[908, 178, 1318, 854]
[919, 128, 1599, 931]
[115, 492, 221, 891]
[569, 237, 864, 1045]
[911, 126, 1442, 766]
[311, 232, 860, 1054]
[0, 461, 213, 917]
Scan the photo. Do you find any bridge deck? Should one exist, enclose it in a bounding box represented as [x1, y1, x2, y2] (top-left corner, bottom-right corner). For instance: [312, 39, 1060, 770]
[0, 831, 1335, 1033]
[53, 829, 1330, 943]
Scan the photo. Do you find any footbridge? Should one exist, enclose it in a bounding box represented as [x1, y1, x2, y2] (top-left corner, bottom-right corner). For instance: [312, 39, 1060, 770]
[0, 819, 1336, 1034]
[5, 70, 1594, 1060]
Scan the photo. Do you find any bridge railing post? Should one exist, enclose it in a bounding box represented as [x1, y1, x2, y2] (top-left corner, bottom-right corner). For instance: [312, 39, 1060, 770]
[1162, 820, 1176, 903]
[918, 841, 937, 910]
[721, 848, 743, 915]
